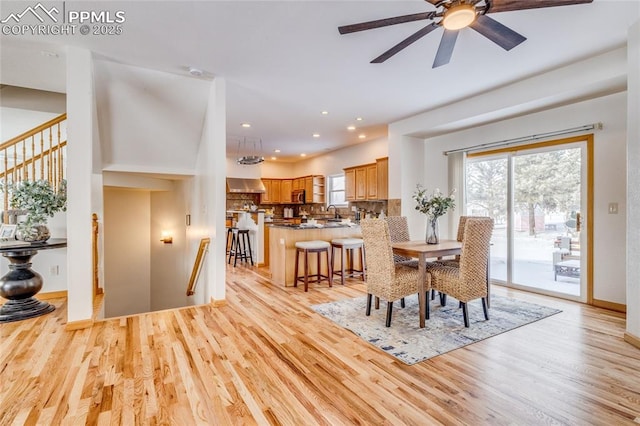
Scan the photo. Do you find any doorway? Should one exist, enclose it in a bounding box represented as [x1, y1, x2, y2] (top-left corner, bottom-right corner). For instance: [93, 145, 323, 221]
[465, 135, 593, 302]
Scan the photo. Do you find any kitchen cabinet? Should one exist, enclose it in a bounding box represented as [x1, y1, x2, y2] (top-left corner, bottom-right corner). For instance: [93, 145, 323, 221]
[355, 167, 367, 200]
[292, 178, 303, 191]
[281, 179, 292, 203]
[261, 179, 273, 204]
[376, 157, 389, 200]
[261, 179, 282, 204]
[343, 157, 389, 201]
[366, 163, 377, 200]
[345, 168, 356, 201]
[312, 175, 325, 204]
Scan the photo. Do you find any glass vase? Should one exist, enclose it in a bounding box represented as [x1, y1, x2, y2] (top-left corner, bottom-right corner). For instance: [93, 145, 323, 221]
[426, 216, 439, 245]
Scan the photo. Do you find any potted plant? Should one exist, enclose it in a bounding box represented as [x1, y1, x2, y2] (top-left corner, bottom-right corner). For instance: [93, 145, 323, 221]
[413, 184, 455, 244]
[8, 179, 67, 242]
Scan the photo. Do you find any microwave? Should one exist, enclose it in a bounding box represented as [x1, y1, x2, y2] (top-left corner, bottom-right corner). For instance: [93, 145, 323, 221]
[291, 189, 305, 204]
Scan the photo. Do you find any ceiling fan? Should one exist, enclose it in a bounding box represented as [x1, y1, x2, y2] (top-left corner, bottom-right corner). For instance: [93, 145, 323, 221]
[338, 0, 593, 68]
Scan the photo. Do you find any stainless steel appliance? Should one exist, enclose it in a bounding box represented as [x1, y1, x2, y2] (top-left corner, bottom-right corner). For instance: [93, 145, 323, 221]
[291, 189, 305, 204]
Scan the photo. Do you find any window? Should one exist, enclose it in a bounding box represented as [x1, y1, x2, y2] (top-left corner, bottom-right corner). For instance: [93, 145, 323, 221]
[327, 174, 347, 206]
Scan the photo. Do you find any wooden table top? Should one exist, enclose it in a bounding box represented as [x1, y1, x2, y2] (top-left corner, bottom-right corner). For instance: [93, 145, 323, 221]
[391, 239, 462, 259]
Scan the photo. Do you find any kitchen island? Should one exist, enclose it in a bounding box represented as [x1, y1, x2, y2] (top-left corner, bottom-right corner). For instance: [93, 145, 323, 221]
[269, 223, 361, 287]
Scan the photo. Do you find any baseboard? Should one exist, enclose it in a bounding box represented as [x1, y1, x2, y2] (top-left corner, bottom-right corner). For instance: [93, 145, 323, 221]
[624, 332, 640, 350]
[210, 297, 227, 307]
[36, 290, 68, 300]
[65, 319, 94, 331]
[592, 298, 626, 313]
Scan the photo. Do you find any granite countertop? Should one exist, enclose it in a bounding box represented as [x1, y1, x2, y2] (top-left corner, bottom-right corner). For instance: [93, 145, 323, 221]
[268, 223, 357, 230]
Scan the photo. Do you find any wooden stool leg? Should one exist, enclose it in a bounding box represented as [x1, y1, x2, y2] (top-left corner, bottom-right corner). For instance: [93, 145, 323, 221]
[341, 245, 346, 285]
[245, 232, 254, 266]
[294, 249, 300, 288]
[316, 251, 321, 283]
[304, 249, 309, 292]
[327, 248, 333, 287]
[360, 246, 366, 281]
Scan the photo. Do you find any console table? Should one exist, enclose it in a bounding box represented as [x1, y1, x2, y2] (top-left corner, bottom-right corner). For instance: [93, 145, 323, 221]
[0, 238, 67, 323]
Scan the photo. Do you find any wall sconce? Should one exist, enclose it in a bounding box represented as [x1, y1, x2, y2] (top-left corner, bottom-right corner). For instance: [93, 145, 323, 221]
[160, 231, 173, 244]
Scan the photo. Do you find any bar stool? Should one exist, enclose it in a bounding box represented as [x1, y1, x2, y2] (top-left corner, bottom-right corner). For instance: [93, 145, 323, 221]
[294, 240, 332, 292]
[331, 238, 366, 285]
[228, 228, 254, 267]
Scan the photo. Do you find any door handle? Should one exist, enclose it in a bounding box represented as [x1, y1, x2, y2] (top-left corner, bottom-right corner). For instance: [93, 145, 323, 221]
[576, 212, 581, 232]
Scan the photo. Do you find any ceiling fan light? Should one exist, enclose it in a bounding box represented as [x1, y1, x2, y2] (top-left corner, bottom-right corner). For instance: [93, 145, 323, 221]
[443, 4, 476, 30]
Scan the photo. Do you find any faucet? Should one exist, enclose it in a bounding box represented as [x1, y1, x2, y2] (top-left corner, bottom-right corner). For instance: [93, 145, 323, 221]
[327, 205, 340, 219]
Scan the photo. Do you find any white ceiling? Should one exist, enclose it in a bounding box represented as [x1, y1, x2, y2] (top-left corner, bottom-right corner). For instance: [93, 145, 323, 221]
[1, 0, 638, 162]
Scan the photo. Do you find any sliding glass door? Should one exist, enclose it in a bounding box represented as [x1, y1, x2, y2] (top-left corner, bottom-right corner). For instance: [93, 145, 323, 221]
[465, 137, 590, 301]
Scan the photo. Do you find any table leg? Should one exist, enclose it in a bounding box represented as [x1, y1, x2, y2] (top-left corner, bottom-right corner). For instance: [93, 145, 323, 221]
[418, 255, 426, 328]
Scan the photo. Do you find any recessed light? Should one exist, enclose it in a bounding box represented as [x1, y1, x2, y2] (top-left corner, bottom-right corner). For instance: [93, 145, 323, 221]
[347, 125, 356, 131]
[274, 149, 281, 153]
[300, 153, 307, 157]
[312, 133, 320, 138]
[358, 134, 366, 139]
[321, 111, 329, 115]
[241, 123, 251, 128]
[356, 117, 363, 121]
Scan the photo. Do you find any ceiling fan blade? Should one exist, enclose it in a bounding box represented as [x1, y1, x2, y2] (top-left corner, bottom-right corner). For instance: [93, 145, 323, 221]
[470, 14, 526, 51]
[488, 0, 593, 14]
[371, 22, 439, 63]
[433, 30, 459, 68]
[338, 12, 435, 34]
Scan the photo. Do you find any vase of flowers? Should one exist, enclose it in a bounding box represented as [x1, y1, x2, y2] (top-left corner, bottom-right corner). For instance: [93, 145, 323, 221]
[8, 180, 67, 242]
[413, 184, 456, 244]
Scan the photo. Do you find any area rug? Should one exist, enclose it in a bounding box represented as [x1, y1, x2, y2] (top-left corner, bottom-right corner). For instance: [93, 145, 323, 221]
[311, 294, 561, 365]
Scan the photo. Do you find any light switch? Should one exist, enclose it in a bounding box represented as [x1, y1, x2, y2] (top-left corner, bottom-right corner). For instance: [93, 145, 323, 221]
[608, 202, 618, 214]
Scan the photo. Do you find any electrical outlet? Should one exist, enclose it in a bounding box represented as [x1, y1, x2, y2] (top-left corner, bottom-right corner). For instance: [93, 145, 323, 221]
[608, 202, 619, 214]
[49, 265, 59, 275]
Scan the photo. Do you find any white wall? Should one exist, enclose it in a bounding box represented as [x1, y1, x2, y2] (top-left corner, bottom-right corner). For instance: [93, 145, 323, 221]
[184, 78, 226, 305]
[423, 93, 627, 305]
[65, 47, 94, 322]
[150, 186, 188, 311]
[291, 137, 388, 178]
[626, 20, 640, 340]
[226, 137, 388, 181]
[103, 187, 151, 317]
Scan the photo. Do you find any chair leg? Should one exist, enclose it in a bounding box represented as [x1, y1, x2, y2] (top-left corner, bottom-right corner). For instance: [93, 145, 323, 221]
[245, 232, 254, 265]
[462, 302, 469, 328]
[439, 293, 447, 306]
[366, 294, 372, 316]
[385, 301, 393, 327]
[425, 292, 430, 320]
[375, 296, 380, 310]
[431, 289, 436, 300]
[400, 298, 405, 308]
[360, 246, 366, 281]
[459, 301, 463, 309]
[293, 249, 299, 288]
[304, 250, 310, 292]
[482, 297, 489, 320]
[341, 245, 346, 285]
[326, 249, 333, 287]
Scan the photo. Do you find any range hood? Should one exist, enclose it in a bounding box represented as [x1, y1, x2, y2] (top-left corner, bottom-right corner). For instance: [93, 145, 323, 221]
[226, 178, 266, 194]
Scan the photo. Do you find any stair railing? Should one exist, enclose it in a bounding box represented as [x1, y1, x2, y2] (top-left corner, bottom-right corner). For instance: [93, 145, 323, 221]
[1, 113, 67, 221]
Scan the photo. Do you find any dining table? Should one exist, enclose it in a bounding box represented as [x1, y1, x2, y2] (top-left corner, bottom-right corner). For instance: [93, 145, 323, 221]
[391, 239, 463, 328]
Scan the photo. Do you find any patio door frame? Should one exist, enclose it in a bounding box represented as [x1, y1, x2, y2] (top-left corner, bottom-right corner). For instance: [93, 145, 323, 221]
[467, 134, 594, 304]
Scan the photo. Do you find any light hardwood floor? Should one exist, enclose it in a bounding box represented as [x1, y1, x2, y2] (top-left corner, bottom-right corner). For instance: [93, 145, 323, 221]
[1, 265, 640, 425]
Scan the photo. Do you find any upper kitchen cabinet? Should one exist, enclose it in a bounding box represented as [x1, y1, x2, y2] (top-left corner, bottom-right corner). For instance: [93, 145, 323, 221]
[281, 179, 293, 203]
[344, 157, 388, 201]
[376, 157, 389, 200]
[261, 178, 282, 204]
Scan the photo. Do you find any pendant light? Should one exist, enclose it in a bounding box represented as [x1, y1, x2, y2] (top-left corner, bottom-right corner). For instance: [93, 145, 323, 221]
[236, 137, 264, 165]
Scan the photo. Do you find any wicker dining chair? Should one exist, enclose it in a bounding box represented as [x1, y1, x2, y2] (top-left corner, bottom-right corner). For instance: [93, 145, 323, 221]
[385, 216, 415, 265]
[360, 219, 426, 327]
[436, 215, 486, 268]
[427, 217, 494, 327]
